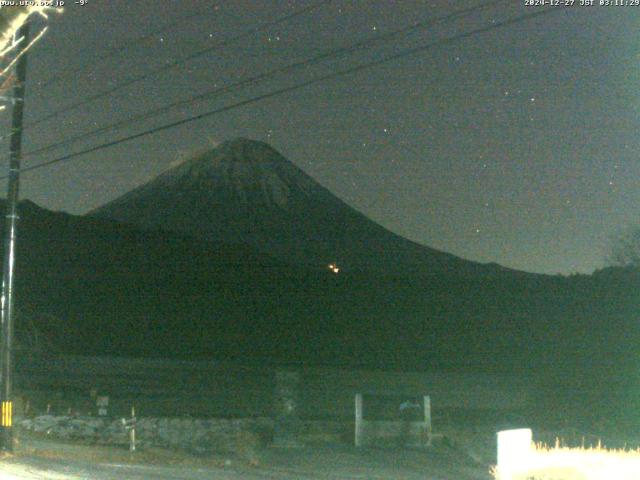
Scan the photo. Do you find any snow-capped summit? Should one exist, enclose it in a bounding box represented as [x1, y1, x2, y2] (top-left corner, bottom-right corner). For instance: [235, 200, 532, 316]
[91, 138, 509, 276]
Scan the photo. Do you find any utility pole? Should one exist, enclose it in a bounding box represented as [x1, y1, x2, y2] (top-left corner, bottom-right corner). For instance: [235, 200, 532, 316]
[0, 21, 30, 452]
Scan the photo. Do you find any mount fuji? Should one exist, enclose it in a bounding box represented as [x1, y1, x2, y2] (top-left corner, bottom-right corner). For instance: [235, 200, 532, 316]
[91, 138, 512, 277]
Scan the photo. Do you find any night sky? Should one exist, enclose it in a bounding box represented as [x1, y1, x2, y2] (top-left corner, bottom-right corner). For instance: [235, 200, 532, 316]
[3, 0, 639, 275]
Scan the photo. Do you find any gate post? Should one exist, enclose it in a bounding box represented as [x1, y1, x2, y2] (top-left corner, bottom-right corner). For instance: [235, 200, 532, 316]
[274, 369, 302, 447]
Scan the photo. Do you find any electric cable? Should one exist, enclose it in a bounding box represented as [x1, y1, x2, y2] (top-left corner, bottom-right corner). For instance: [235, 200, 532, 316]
[17, 0, 508, 162]
[2, 5, 569, 179]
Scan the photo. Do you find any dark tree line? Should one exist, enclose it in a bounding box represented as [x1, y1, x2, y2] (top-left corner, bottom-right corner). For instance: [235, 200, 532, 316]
[608, 226, 640, 268]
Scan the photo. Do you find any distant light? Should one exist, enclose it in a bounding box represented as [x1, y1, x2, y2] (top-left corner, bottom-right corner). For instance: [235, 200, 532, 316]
[328, 263, 340, 274]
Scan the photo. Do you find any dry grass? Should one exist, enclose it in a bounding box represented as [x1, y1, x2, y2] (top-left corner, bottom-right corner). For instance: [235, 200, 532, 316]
[493, 441, 640, 480]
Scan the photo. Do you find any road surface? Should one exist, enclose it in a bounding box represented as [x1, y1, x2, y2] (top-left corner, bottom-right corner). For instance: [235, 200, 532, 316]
[0, 443, 492, 479]
[0, 436, 492, 480]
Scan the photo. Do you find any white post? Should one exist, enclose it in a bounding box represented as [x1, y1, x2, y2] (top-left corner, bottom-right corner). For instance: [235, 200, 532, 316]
[423, 395, 432, 446]
[129, 406, 136, 452]
[354, 393, 363, 447]
[496, 428, 532, 479]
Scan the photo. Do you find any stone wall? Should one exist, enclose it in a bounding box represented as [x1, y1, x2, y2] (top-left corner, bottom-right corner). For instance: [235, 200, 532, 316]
[17, 415, 274, 455]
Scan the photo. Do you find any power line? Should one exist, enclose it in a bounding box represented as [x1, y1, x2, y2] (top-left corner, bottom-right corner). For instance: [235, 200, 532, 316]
[37, 3, 221, 90]
[17, 0, 507, 162]
[12, 5, 567, 177]
[4, 5, 568, 180]
[23, 0, 332, 132]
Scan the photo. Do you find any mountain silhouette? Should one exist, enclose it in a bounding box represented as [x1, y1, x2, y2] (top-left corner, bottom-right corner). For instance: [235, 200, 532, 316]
[91, 138, 515, 277]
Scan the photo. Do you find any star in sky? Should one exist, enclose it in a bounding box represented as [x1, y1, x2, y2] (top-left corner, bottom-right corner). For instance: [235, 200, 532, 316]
[8, 1, 637, 275]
